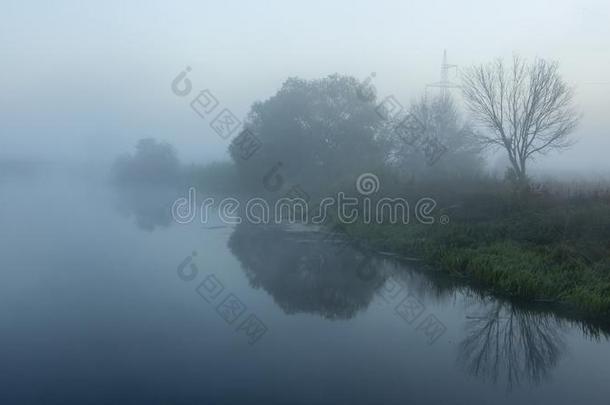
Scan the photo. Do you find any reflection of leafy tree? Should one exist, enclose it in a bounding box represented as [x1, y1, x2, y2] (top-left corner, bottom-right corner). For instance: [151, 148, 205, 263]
[228, 225, 386, 319]
[458, 301, 565, 389]
[113, 185, 176, 231]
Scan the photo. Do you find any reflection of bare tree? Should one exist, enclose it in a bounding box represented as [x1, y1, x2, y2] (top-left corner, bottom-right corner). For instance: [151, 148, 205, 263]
[458, 301, 566, 390]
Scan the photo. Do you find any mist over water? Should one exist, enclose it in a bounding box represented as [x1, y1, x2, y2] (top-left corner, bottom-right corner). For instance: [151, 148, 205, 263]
[3, 1, 610, 404]
[1, 169, 610, 404]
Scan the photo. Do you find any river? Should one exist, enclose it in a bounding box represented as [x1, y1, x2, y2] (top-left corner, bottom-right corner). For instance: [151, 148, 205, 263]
[1, 168, 610, 404]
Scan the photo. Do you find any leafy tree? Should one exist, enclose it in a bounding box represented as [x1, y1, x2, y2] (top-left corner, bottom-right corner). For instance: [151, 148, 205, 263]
[229, 75, 386, 194]
[387, 94, 483, 181]
[112, 138, 180, 185]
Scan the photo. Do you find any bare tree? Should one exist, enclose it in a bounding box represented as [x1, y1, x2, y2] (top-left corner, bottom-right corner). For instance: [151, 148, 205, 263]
[461, 56, 580, 185]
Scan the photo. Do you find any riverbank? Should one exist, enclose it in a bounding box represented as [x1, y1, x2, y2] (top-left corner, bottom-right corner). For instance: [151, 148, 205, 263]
[339, 196, 610, 318]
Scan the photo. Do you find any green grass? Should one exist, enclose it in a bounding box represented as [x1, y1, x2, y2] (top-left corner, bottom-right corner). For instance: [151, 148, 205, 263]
[340, 198, 610, 317]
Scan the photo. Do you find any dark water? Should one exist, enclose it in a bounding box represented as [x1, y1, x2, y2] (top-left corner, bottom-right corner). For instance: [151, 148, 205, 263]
[2, 170, 610, 405]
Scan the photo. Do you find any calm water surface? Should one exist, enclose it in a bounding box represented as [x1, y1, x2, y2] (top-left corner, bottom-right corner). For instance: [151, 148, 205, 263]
[2, 169, 610, 404]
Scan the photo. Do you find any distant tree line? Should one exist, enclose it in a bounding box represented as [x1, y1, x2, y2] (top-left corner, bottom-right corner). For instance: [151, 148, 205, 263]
[113, 56, 578, 194]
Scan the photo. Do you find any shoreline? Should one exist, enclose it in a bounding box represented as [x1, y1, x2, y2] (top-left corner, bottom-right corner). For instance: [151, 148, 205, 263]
[337, 212, 610, 320]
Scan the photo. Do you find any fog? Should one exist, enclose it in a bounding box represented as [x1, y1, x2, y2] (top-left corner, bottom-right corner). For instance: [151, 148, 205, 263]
[5, 3, 610, 404]
[2, 0, 609, 175]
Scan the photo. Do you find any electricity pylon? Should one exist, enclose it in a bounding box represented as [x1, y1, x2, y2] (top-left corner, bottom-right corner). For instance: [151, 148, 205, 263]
[427, 49, 460, 98]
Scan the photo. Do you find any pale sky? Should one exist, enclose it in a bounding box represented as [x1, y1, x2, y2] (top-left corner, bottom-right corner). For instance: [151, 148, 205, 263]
[2, 0, 609, 174]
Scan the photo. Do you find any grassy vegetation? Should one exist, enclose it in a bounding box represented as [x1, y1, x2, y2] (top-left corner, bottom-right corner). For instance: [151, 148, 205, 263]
[340, 187, 610, 318]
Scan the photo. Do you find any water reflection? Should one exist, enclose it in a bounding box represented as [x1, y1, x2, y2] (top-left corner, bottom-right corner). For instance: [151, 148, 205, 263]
[0, 158, 47, 179]
[227, 224, 610, 389]
[113, 185, 176, 231]
[228, 224, 386, 319]
[459, 300, 566, 390]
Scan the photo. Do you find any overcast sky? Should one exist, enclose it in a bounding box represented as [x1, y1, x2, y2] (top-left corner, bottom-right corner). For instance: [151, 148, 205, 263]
[2, 0, 609, 174]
